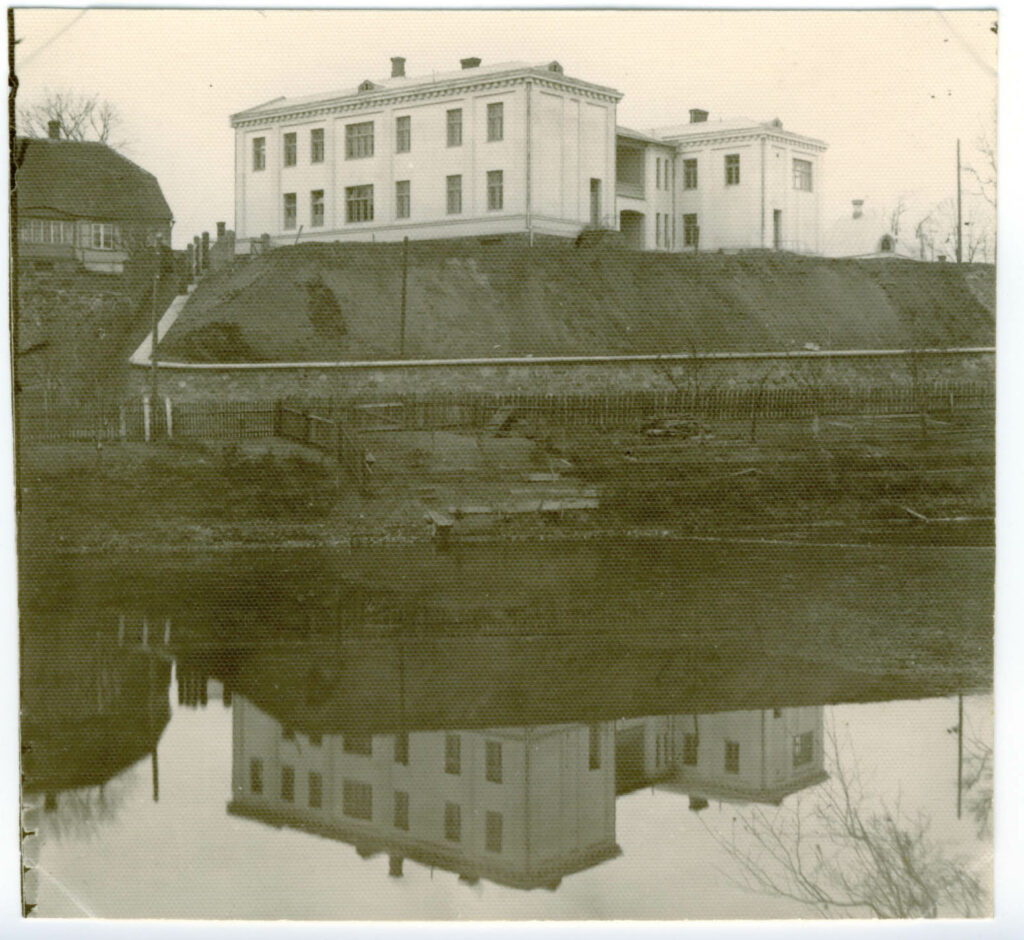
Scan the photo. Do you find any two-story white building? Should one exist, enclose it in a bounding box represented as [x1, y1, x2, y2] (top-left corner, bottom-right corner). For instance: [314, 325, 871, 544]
[231, 58, 827, 255]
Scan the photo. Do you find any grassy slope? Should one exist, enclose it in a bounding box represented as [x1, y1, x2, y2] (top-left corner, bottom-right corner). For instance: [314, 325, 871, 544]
[158, 241, 995, 362]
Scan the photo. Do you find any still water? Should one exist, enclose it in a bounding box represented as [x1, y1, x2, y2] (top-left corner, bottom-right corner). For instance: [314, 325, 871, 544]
[21, 540, 993, 920]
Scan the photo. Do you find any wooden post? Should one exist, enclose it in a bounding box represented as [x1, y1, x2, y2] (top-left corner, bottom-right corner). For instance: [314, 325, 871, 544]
[142, 396, 151, 443]
[165, 397, 173, 439]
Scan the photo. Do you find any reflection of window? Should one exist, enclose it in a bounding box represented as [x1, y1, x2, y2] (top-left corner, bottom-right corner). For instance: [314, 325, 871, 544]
[281, 765, 295, 802]
[445, 734, 461, 775]
[486, 741, 502, 783]
[793, 731, 815, 766]
[792, 158, 813, 192]
[393, 790, 409, 830]
[444, 802, 461, 842]
[682, 733, 698, 765]
[310, 128, 324, 163]
[283, 132, 297, 167]
[485, 811, 502, 853]
[344, 734, 372, 755]
[309, 772, 323, 808]
[250, 758, 263, 793]
[724, 740, 740, 774]
[589, 724, 601, 770]
[725, 154, 740, 186]
[343, 779, 373, 819]
[394, 732, 409, 765]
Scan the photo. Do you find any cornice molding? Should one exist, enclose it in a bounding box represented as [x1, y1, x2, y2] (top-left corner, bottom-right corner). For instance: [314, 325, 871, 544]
[666, 128, 827, 152]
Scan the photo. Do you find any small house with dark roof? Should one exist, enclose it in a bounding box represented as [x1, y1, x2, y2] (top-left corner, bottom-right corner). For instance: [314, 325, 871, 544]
[14, 121, 173, 274]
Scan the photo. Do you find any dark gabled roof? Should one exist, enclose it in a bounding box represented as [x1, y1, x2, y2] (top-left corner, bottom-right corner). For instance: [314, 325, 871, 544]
[13, 137, 173, 223]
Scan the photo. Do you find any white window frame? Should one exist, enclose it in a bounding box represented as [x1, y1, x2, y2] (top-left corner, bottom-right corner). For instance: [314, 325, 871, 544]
[487, 170, 503, 211]
[310, 189, 324, 227]
[345, 121, 375, 159]
[345, 184, 374, 223]
[487, 102, 504, 142]
[91, 223, 115, 250]
[283, 132, 297, 167]
[395, 115, 411, 154]
[395, 180, 410, 219]
[446, 174, 462, 215]
[447, 109, 463, 147]
[310, 128, 325, 164]
[793, 158, 813, 192]
[253, 137, 266, 171]
[283, 193, 297, 230]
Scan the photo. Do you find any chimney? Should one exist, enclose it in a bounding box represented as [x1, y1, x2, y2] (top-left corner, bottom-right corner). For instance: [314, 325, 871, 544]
[688, 796, 709, 812]
[852, 199, 864, 220]
[217, 221, 226, 239]
[390, 56, 406, 78]
[388, 855, 404, 878]
[460, 57, 482, 70]
[47, 120, 61, 140]
[689, 109, 708, 124]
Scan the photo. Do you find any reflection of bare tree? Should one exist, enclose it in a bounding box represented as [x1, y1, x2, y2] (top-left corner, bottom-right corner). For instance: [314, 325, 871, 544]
[705, 732, 986, 918]
[42, 774, 137, 843]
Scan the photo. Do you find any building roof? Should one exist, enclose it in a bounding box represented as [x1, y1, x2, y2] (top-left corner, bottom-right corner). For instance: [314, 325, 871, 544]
[823, 205, 926, 260]
[616, 125, 673, 147]
[652, 117, 827, 151]
[231, 60, 623, 124]
[14, 137, 173, 224]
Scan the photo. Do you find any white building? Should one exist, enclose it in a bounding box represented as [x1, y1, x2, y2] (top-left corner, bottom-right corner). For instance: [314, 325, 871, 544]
[231, 58, 827, 255]
[824, 199, 931, 261]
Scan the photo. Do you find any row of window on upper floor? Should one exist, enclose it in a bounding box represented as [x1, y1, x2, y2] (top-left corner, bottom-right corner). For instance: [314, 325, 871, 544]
[19, 219, 121, 250]
[650, 155, 813, 192]
[280, 171, 505, 228]
[252, 103, 506, 172]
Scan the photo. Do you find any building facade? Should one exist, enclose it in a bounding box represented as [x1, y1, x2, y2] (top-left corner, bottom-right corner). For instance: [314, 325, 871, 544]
[231, 58, 827, 256]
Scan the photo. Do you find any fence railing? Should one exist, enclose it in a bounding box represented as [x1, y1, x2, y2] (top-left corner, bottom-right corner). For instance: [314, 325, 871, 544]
[17, 379, 995, 444]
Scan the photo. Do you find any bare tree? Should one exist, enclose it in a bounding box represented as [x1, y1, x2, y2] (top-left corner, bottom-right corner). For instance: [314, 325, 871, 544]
[887, 195, 909, 238]
[18, 89, 127, 149]
[964, 135, 996, 209]
[915, 198, 994, 264]
[704, 730, 988, 918]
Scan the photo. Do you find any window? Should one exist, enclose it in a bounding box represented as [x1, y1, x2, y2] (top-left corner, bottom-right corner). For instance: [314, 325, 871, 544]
[283, 193, 297, 230]
[393, 790, 409, 830]
[310, 128, 324, 163]
[880, 235, 894, 252]
[447, 109, 463, 147]
[486, 741, 502, 783]
[346, 121, 374, 159]
[725, 740, 740, 774]
[487, 102, 504, 142]
[281, 765, 295, 802]
[590, 178, 601, 226]
[445, 734, 461, 775]
[395, 180, 410, 219]
[485, 811, 503, 853]
[394, 732, 409, 765]
[23, 219, 74, 244]
[395, 115, 411, 153]
[589, 724, 601, 770]
[345, 185, 374, 223]
[683, 158, 698, 190]
[683, 213, 699, 248]
[682, 733, 698, 766]
[725, 154, 740, 185]
[342, 779, 373, 820]
[344, 733, 372, 755]
[91, 223, 114, 249]
[793, 731, 815, 767]
[656, 158, 661, 190]
[655, 212, 662, 248]
[444, 802, 461, 842]
[283, 132, 297, 167]
[253, 137, 266, 171]
[446, 175, 463, 214]
[309, 772, 323, 808]
[249, 758, 263, 793]
[310, 190, 324, 227]
[793, 158, 813, 192]
[487, 170, 504, 211]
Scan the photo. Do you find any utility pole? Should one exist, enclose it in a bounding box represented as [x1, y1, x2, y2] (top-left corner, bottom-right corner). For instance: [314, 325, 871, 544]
[150, 245, 160, 403]
[956, 138, 963, 264]
[399, 236, 408, 358]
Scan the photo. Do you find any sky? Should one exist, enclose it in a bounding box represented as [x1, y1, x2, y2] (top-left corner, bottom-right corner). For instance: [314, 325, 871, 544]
[11, 8, 998, 251]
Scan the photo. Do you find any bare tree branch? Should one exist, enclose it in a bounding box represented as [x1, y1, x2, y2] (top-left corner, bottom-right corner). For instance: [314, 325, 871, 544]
[18, 89, 128, 150]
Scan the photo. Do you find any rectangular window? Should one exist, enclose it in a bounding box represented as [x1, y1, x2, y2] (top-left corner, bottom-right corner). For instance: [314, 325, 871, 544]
[91, 223, 114, 249]
[343, 733, 372, 755]
[446, 174, 463, 215]
[684, 213, 699, 248]
[281, 765, 295, 802]
[486, 741, 502, 783]
[485, 811, 503, 853]
[683, 158, 697, 190]
[590, 178, 601, 226]
[283, 132, 297, 167]
[793, 158, 813, 192]
[793, 731, 815, 766]
[487, 102, 504, 142]
[345, 121, 374, 159]
[445, 734, 461, 775]
[310, 128, 324, 163]
[345, 184, 374, 223]
[656, 158, 661, 190]
[725, 740, 740, 774]
[253, 137, 266, 171]
[725, 154, 740, 186]
[283, 193, 297, 230]
[342, 779, 373, 820]
[444, 802, 461, 842]
[447, 109, 463, 147]
[487, 170, 503, 211]
[310, 189, 324, 227]
[589, 724, 601, 770]
[393, 790, 409, 830]
[395, 115, 411, 153]
[308, 772, 323, 808]
[26, 220, 74, 244]
[249, 758, 263, 793]
[395, 180, 410, 219]
[655, 212, 662, 248]
[682, 733, 698, 766]
[394, 732, 409, 765]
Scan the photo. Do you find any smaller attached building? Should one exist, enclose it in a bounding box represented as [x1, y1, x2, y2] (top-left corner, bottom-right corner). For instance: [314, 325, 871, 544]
[14, 123, 173, 274]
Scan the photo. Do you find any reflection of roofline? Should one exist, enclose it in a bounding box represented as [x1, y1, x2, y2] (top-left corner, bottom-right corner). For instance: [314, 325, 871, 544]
[656, 769, 830, 806]
[227, 800, 622, 890]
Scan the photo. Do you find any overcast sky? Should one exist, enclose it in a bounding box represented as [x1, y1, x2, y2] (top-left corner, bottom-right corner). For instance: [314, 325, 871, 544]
[12, 8, 997, 249]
